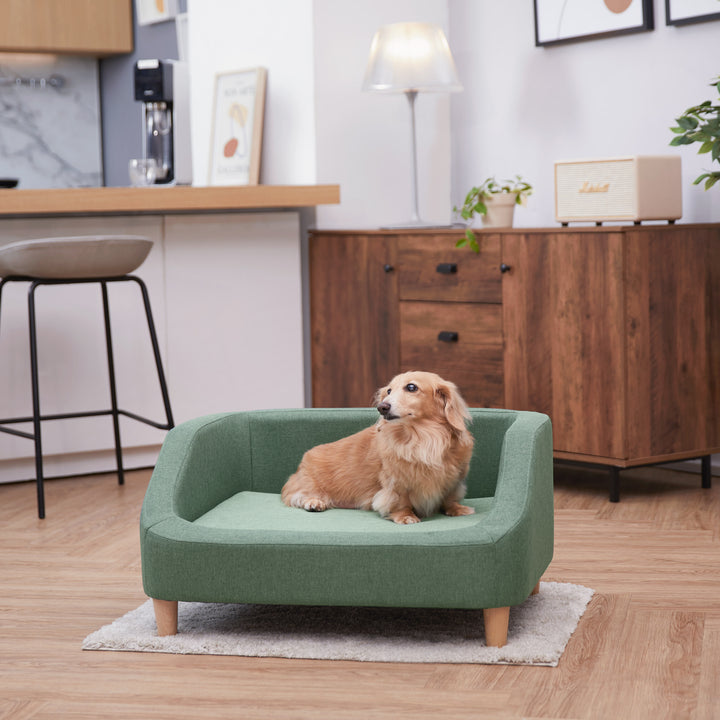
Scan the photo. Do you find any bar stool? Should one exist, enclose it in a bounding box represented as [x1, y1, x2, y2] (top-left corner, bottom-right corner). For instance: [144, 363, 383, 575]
[0, 236, 174, 518]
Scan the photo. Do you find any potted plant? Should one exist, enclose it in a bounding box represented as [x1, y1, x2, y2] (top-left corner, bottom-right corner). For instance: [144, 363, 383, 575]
[670, 76, 720, 190]
[454, 175, 533, 253]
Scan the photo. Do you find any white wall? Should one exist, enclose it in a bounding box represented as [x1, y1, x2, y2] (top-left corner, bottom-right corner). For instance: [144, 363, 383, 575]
[449, 0, 720, 227]
[186, 1, 719, 226]
[312, 0, 453, 228]
[187, 0, 317, 186]
[187, 0, 453, 227]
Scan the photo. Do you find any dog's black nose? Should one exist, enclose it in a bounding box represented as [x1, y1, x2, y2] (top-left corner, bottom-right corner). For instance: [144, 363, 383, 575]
[377, 402, 391, 416]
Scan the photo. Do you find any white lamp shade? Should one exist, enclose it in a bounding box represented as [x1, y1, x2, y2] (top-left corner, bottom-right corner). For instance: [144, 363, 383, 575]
[362, 22, 462, 93]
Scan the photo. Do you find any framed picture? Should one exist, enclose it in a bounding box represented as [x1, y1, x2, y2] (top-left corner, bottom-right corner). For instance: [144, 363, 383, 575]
[135, 0, 178, 26]
[534, 0, 654, 46]
[208, 68, 267, 187]
[666, 0, 720, 25]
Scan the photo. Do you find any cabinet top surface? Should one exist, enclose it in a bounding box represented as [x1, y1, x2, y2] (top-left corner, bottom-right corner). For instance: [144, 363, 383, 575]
[310, 223, 720, 235]
[0, 185, 341, 218]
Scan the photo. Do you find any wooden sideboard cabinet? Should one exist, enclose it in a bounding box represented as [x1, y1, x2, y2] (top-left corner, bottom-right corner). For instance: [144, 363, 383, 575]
[309, 225, 720, 497]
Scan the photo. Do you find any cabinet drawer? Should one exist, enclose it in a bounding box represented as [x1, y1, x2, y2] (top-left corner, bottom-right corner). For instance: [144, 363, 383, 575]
[399, 301, 504, 407]
[397, 234, 501, 303]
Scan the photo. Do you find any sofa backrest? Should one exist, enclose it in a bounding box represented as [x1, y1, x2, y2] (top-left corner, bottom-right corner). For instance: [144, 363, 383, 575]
[247, 408, 379, 493]
[245, 407, 518, 499]
[466, 409, 519, 498]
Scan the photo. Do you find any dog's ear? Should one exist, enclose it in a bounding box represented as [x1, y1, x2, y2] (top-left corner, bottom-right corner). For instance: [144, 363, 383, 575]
[435, 381, 471, 433]
[372, 385, 387, 408]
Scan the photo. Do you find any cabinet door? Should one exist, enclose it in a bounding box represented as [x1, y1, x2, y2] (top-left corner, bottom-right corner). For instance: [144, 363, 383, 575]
[310, 233, 399, 407]
[624, 226, 720, 459]
[502, 231, 627, 460]
[0, 215, 165, 483]
[164, 213, 305, 421]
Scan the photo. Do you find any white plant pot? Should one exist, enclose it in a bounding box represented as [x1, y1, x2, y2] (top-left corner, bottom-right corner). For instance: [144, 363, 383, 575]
[480, 193, 517, 228]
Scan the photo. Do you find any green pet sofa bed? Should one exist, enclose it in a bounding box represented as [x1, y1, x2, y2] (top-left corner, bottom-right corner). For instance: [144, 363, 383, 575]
[140, 407, 554, 647]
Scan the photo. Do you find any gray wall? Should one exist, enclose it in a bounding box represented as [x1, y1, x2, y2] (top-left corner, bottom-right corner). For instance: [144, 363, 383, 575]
[99, 6, 184, 187]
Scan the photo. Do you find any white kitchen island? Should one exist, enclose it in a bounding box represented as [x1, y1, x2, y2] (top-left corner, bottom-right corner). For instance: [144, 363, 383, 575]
[0, 184, 339, 483]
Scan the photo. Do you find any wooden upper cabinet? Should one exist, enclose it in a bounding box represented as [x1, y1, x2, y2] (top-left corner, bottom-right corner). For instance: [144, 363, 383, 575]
[0, 0, 134, 56]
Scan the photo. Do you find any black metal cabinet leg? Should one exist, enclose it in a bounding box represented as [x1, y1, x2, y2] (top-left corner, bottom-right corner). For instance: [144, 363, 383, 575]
[28, 282, 45, 519]
[101, 282, 124, 486]
[701, 455, 712, 489]
[609, 466, 620, 503]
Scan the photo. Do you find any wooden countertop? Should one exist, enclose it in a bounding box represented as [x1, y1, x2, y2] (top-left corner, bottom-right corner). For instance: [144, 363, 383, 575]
[0, 185, 340, 218]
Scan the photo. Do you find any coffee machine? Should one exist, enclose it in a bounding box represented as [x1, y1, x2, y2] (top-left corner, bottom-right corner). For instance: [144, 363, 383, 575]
[133, 59, 192, 185]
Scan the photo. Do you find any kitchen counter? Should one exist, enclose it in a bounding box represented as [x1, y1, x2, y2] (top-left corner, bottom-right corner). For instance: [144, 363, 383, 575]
[0, 184, 340, 217]
[0, 184, 340, 485]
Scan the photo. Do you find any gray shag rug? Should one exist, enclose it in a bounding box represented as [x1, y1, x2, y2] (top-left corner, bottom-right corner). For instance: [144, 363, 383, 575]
[83, 582, 593, 666]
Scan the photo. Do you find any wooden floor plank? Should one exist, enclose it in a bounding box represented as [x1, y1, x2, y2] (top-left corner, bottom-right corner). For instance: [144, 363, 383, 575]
[0, 464, 718, 719]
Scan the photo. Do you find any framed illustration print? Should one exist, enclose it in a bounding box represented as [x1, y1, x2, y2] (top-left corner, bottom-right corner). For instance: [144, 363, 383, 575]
[666, 0, 720, 25]
[135, 0, 178, 26]
[534, 0, 654, 46]
[208, 68, 267, 186]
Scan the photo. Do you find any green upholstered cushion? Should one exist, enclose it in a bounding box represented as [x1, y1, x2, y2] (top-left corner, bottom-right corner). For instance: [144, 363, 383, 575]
[140, 408, 553, 611]
[194, 490, 494, 539]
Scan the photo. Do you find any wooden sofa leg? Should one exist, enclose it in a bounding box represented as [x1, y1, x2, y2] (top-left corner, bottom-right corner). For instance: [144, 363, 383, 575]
[483, 606, 510, 647]
[531, 582, 540, 595]
[153, 598, 178, 636]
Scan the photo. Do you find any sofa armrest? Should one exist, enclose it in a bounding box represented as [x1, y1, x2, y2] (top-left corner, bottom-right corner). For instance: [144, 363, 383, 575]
[140, 412, 252, 529]
[480, 411, 554, 604]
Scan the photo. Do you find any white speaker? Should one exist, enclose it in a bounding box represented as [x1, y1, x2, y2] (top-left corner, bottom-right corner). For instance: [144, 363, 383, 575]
[554, 155, 682, 224]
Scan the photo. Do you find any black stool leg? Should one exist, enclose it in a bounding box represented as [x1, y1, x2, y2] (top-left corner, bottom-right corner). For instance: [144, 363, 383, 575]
[131, 276, 174, 429]
[101, 282, 124, 486]
[28, 282, 45, 519]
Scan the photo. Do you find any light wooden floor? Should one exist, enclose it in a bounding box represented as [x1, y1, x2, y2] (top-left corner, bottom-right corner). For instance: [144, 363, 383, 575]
[1, 464, 718, 719]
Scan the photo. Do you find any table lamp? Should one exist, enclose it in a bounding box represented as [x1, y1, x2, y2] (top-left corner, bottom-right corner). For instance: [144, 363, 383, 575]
[362, 22, 462, 226]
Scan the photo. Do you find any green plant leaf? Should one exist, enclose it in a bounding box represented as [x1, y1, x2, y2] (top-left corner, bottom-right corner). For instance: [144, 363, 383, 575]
[676, 115, 699, 130]
[699, 140, 714, 154]
[670, 135, 694, 146]
[704, 174, 719, 190]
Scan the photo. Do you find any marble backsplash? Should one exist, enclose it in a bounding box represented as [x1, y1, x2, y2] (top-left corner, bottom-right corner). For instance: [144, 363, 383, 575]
[0, 53, 102, 188]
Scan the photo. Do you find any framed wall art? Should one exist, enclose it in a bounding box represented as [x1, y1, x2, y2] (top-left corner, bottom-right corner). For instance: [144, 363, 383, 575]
[534, 0, 654, 46]
[208, 68, 267, 186]
[666, 0, 720, 25]
[135, 0, 178, 26]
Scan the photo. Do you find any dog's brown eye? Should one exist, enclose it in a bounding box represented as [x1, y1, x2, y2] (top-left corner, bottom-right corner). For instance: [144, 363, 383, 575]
[405, 383, 418, 392]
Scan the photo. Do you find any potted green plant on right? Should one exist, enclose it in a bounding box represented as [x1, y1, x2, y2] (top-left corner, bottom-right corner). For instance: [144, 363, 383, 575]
[454, 175, 532, 253]
[670, 76, 720, 190]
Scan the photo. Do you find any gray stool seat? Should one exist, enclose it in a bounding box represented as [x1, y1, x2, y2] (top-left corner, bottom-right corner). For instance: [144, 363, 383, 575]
[0, 235, 153, 279]
[0, 235, 173, 518]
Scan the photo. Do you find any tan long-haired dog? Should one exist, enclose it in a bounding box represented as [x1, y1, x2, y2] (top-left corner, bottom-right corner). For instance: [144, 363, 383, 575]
[281, 371, 475, 524]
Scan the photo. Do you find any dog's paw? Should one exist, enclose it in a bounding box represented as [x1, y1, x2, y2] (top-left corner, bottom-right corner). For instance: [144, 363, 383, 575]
[302, 498, 328, 512]
[392, 513, 421, 525]
[445, 503, 475, 517]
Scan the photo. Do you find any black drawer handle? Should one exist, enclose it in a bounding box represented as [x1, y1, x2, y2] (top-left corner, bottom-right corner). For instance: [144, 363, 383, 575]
[436, 263, 457, 274]
[383, 264, 394, 273]
[500, 263, 512, 273]
[438, 331, 459, 343]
